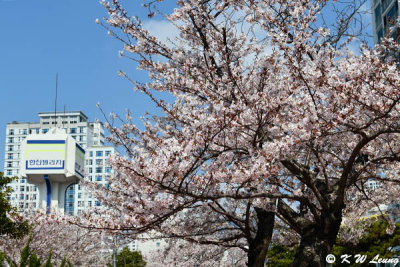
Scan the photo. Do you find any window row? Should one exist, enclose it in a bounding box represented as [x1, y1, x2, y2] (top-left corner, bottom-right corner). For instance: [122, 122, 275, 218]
[8, 126, 86, 136]
[87, 167, 111, 174]
[88, 150, 112, 157]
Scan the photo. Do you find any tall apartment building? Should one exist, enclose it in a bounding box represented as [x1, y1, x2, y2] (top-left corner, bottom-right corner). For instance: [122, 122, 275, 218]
[66, 145, 115, 215]
[371, 0, 399, 43]
[4, 111, 114, 215]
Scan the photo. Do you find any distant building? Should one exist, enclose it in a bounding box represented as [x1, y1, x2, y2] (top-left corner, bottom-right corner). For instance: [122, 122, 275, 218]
[72, 145, 115, 215]
[4, 110, 165, 256]
[367, 179, 381, 191]
[4, 111, 113, 215]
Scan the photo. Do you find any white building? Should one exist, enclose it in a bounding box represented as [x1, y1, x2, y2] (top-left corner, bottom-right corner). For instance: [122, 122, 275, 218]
[72, 145, 114, 215]
[4, 111, 164, 257]
[371, 0, 399, 44]
[4, 111, 113, 215]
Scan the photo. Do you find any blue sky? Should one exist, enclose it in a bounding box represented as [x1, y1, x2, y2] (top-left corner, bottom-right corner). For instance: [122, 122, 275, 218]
[0, 0, 177, 170]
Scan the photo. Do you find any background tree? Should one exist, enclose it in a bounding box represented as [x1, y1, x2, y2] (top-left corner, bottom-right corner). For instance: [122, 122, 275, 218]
[0, 212, 109, 266]
[0, 172, 30, 238]
[265, 244, 297, 267]
[83, 0, 400, 266]
[333, 220, 400, 267]
[266, 220, 400, 267]
[108, 247, 146, 267]
[1, 237, 60, 267]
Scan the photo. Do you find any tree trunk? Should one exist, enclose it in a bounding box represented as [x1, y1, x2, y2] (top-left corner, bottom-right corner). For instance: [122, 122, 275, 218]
[292, 210, 342, 267]
[247, 208, 275, 267]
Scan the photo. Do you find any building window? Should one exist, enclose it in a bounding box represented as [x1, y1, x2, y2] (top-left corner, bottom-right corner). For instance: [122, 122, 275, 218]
[7, 162, 12, 168]
[89, 167, 93, 173]
[88, 201, 92, 207]
[78, 193, 81, 198]
[79, 135, 84, 141]
[89, 176, 92, 181]
[42, 129, 48, 134]
[21, 179, 25, 183]
[384, 2, 398, 31]
[96, 175, 102, 181]
[96, 159, 102, 165]
[70, 128, 76, 134]
[105, 167, 111, 173]
[8, 146, 13, 151]
[23, 129, 27, 135]
[156, 242, 160, 248]
[105, 150, 111, 156]
[7, 154, 12, 159]
[89, 151, 93, 157]
[8, 137, 13, 143]
[96, 167, 102, 173]
[65, 185, 75, 215]
[95, 200, 101, 206]
[20, 186, 25, 191]
[7, 170, 12, 176]
[35, 128, 40, 134]
[79, 127, 84, 133]
[9, 129, 14, 135]
[96, 151, 103, 157]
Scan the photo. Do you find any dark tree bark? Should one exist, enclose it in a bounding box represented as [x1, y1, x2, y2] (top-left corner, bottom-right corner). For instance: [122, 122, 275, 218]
[292, 213, 341, 266]
[278, 199, 343, 267]
[247, 207, 275, 267]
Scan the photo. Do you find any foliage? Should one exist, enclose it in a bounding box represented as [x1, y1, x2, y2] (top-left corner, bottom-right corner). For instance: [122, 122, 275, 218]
[60, 257, 72, 267]
[108, 247, 146, 267]
[0, 172, 30, 238]
[265, 244, 297, 267]
[266, 221, 400, 267]
[333, 220, 400, 267]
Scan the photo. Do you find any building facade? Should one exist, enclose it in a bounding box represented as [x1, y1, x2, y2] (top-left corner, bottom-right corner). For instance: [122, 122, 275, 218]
[4, 111, 113, 215]
[371, 0, 399, 43]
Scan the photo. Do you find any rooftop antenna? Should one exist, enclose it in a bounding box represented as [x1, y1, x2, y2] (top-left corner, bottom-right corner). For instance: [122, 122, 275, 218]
[62, 104, 66, 129]
[54, 74, 58, 126]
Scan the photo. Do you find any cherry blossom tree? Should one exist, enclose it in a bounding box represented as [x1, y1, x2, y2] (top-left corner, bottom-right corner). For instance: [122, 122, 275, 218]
[85, 0, 400, 266]
[0, 212, 109, 266]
